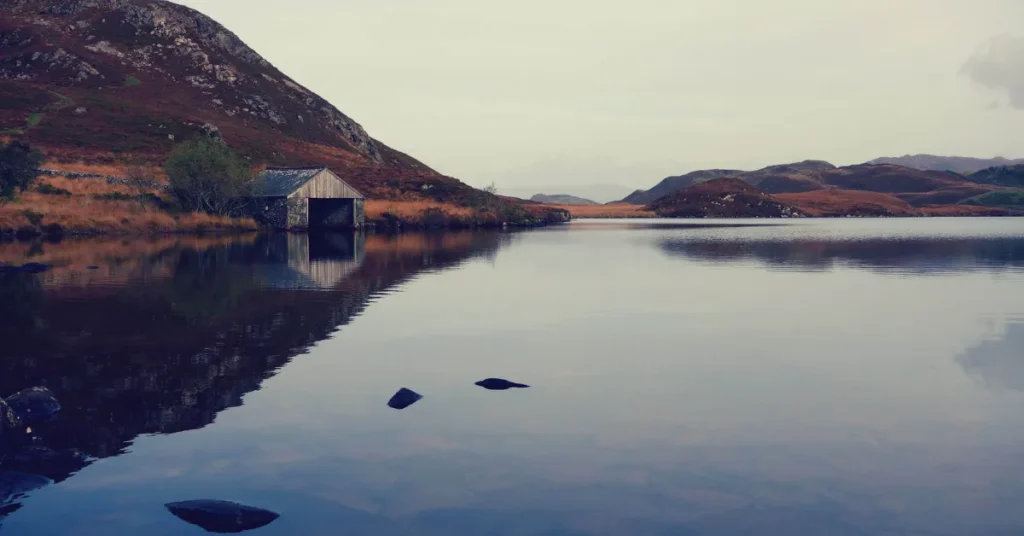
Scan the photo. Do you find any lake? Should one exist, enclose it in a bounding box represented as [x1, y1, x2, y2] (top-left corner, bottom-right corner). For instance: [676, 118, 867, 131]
[2, 218, 1024, 535]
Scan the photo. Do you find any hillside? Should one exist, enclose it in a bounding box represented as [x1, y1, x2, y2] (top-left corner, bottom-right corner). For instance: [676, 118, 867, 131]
[0, 0, 510, 205]
[867, 155, 1024, 174]
[619, 159, 1016, 215]
[645, 178, 804, 218]
[529, 193, 598, 205]
[965, 165, 1024, 188]
[622, 169, 742, 205]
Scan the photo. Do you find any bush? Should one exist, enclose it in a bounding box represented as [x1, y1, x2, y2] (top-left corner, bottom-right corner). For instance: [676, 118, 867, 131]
[165, 138, 255, 216]
[0, 140, 43, 203]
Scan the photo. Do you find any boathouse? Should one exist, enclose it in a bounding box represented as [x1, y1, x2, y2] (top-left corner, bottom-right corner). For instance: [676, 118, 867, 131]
[249, 167, 365, 230]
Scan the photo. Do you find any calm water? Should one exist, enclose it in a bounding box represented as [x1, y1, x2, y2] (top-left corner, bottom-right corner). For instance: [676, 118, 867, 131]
[2, 219, 1024, 535]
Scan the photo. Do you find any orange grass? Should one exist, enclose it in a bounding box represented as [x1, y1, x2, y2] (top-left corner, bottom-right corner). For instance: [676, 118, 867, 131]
[542, 203, 656, 219]
[365, 199, 474, 220]
[0, 191, 256, 235]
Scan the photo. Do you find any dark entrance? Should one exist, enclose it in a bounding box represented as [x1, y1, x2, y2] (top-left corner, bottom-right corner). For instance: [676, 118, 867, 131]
[308, 198, 356, 229]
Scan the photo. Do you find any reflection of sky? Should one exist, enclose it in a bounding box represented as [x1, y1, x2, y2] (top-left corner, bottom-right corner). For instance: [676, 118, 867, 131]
[8, 219, 1024, 535]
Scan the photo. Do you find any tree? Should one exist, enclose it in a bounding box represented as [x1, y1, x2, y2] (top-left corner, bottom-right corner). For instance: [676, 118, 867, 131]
[164, 138, 254, 215]
[0, 140, 43, 203]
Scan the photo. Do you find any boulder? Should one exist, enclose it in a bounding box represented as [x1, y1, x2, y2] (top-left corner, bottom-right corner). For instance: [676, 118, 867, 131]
[387, 388, 423, 410]
[4, 387, 61, 424]
[17, 263, 52, 274]
[165, 500, 280, 533]
[0, 399, 21, 434]
[475, 378, 530, 390]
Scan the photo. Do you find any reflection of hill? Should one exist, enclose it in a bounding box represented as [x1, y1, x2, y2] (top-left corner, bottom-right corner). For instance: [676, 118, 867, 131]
[0, 231, 507, 503]
[659, 237, 1024, 273]
[957, 323, 1024, 391]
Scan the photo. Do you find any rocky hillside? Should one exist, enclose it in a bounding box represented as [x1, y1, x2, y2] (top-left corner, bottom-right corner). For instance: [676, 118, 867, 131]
[645, 178, 804, 218]
[529, 193, 598, 205]
[867, 154, 1024, 174]
[0, 0, 492, 202]
[622, 159, 1013, 212]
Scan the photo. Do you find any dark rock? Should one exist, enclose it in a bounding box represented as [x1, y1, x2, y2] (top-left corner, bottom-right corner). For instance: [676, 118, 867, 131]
[4, 387, 61, 424]
[387, 388, 423, 410]
[475, 378, 530, 390]
[17, 263, 51, 274]
[86, 265, 99, 270]
[0, 399, 22, 434]
[165, 499, 280, 533]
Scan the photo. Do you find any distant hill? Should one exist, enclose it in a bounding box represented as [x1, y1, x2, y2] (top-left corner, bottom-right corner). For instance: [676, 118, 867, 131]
[965, 165, 1024, 188]
[622, 161, 1001, 210]
[501, 183, 634, 204]
[621, 160, 835, 204]
[645, 178, 803, 218]
[622, 169, 743, 205]
[530, 194, 599, 205]
[866, 155, 1024, 174]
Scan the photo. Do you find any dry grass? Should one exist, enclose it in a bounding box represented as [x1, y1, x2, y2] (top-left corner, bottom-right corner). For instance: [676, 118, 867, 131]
[777, 189, 918, 217]
[541, 203, 656, 219]
[0, 191, 256, 235]
[365, 199, 474, 220]
[36, 175, 135, 196]
[44, 161, 169, 183]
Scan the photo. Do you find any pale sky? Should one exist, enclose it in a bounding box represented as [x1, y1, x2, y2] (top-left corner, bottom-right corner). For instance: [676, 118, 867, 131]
[178, 0, 1024, 197]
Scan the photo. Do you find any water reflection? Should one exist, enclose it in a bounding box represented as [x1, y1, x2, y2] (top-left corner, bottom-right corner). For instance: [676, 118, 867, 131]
[0, 231, 508, 523]
[957, 322, 1024, 391]
[660, 236, 1024, 273]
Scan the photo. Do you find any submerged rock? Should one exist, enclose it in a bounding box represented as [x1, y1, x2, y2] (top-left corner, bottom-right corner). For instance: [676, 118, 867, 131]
[4, 387, 61, 424]
[475, 378, 530, 390]
[165, 499, 280, 533]
[17, 263, 52, 274]
[387, 388, 423, 410]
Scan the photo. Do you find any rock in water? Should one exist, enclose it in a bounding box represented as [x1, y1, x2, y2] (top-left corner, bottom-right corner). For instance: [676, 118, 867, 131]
[17, 263, 51, 274]
[0, 399, 22, 433]
[475, 378, 530, 390]
[387, 388, 423, 410]
[165, 500, 280, 533]
[4, 388, 61, 424]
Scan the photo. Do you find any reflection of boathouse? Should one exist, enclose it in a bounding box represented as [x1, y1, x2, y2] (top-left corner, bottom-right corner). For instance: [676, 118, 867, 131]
[256, 233, 365, 290]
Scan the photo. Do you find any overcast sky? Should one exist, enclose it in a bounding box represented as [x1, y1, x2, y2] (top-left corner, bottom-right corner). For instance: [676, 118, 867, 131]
[178, 0, 1024, 195]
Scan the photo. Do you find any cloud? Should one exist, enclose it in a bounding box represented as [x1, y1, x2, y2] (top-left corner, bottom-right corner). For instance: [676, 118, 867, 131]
[963, 35, 1024, 109]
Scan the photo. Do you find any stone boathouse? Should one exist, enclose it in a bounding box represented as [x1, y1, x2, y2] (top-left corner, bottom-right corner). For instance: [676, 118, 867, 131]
[249, 167, 365, 230]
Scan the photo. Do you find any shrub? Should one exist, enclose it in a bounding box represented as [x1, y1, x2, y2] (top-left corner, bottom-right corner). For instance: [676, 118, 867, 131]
[0, 140, 43, 203]
[165, 138, 255, 216]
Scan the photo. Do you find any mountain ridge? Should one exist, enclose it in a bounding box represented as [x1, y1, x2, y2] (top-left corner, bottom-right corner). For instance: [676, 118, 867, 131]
[0, 0, 477, 201]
